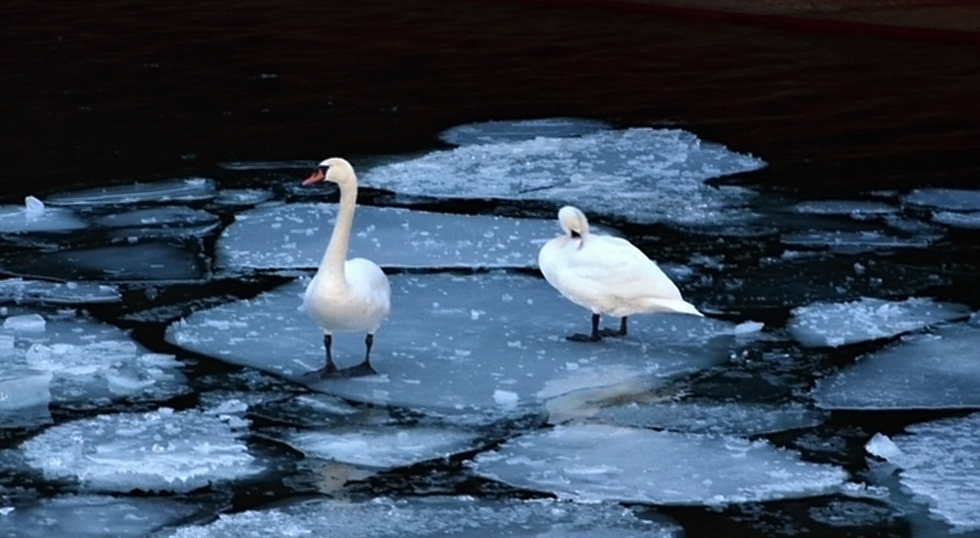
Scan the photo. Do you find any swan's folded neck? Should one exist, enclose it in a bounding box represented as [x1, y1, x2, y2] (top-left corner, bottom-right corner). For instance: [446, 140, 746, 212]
[319, 179, 357, 282]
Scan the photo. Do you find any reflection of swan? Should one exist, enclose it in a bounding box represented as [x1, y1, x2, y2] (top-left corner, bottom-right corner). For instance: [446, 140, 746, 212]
[538, 206, 702, 342]
[302, 158, 391, 378]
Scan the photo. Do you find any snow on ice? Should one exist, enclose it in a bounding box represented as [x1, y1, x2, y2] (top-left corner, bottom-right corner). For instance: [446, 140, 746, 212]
[471, 423, 848, 506]
[0, 307, 186, 415]
[438, 117, 613, 146]
[158, 496, 681, 538]
[18, 405, 262, 493]
[360, 128, 765, 226]
[866, 413, 980, 533]
[592, 400, 829, 436]
[216, 203, 561, 273]
[787, 297, 970, 348]
[813, 322, 980, 410]
[167, 273, 734, 416]
[0, 278, 121, 305]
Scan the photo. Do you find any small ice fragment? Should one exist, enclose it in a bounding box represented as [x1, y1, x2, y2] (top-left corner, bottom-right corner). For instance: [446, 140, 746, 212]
[733, 321, 764, 335]
[24, 196, 45, 218]
[865, 433, 903, 462]
[3, 314, 46, 332]
[493, 389, 519, 408]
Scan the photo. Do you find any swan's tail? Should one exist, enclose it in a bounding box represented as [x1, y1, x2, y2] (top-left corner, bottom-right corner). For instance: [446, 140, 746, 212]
[656, 299, 705, 317]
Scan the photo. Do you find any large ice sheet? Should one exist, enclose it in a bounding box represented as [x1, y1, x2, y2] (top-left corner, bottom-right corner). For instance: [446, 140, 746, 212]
[866, 413, 980, 533]
[19, 405, 263, 493]
[439, 117, 613, 146]
[0, 494, 205, 538]
[216, 203, 558, 272]
[360, 128, 765, 225]
[0, 278, 121, 305]
[159, 496, 680, 538]
[0, 308, 186, 410]
[788, 297, 970, 348]
[471, 423, 848, 506]
[592, 400, 829, 436]
[812, 323, 980, 410]
[0, 241, 209, 282]
[43, 177, 217, 207]
[0, 369, 52, 428]
[166, 273, 734, 415]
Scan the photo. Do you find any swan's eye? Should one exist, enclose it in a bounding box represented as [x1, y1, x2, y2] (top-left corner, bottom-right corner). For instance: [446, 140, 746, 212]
[570, 230, 581, 239]
[317, 165, 330, 173]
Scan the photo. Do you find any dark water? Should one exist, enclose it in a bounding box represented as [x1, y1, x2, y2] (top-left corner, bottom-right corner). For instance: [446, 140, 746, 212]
[3, 1, 980, 536]
[3, 0, 980, 202]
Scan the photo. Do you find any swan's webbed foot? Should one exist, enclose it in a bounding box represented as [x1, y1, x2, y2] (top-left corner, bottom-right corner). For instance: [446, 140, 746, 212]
[598, 317, 628, 338]
[566, 332, 602, 343]
[341, 361, 378, 378]
[304, 363, 343, 380]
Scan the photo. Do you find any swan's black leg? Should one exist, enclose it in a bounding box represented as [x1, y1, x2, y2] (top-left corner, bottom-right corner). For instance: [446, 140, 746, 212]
[344, 332, 379, 377]
[568, 313, 602, 342]
[306, 333, 342, 379]
[599, 316, 628, 338]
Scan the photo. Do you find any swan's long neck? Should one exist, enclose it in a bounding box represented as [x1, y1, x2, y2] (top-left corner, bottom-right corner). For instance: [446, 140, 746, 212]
[319, 178, 357, 281]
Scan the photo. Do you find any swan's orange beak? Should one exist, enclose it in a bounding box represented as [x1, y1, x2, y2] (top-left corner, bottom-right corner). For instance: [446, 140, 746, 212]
[303, 169, 325, 186]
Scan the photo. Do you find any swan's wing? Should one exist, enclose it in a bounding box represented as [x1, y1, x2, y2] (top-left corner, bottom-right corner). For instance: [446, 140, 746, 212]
[581, 237, 684, 300]
[345, 258, 392, 314]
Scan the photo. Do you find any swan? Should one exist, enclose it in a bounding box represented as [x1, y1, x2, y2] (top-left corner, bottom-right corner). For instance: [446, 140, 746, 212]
[538, 205, 703, 342]
[301, 157, 391, 378]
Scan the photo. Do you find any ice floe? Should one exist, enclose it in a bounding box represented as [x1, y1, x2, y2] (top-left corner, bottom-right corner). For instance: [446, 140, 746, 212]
[812, 323, 980, 410]
[471, 423, 848, 506]
[212, 188, 275, 208]
[0, 308, 186, 413]
[159, 496, 680, 538]
[901, 188, 980, 212]
[0, 241, 210, 282]
[591, 400, 829, 436]
[932, 210, 980, 230]
[0, 278, 121, 305]
[787, 297, 970, 348]
[791, 200, 897, 218]
[93, 206, 221, 239]
[166, 273, 735, 416]
[779, 229, 941, 253]
[438, 117, 613, 146]
[865, 413, 980, 533]
[18, 405, 263, 493]
[43, 177, 217, 207]
[0, 494, 207, 538]
[216, 203, 560, 272]
[279, 426, 482, 470]
[360, 128, 765, 226]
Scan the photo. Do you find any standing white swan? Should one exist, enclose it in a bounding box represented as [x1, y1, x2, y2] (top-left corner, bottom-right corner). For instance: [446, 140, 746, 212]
[538, 206, 703, 342]
[302, 157, 391, 378]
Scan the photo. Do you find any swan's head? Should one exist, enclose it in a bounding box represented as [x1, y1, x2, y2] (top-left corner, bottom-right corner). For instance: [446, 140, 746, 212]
[303, 157, 356, 187]
[557, 205, 589, 240]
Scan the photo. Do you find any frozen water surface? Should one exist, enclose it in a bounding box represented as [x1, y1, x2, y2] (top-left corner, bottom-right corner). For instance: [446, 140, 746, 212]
[159, 496, 680, 538]
[812, 323, 980, 410]
[281, 426, 482, 469]
[0, 307, 186, 411]
[216, 203, 559, 272]
[865, 413, 980, 533]
[166, 273, 733, 415]
[19, 405, 263, 493]
[43, 177, 217, 207]
[592, 400, 829, 436]
[471, 423, 848, 506]
[360, 128, 766, 225]
[438, 117, 613, 146]
[0, 197, 87, 235]
[0, 494, 205, 538]
[0, 241, 210, 282]
[0, 278, 121, 304]
[787, 297, 970, 348]
[791, 200, 897, 217]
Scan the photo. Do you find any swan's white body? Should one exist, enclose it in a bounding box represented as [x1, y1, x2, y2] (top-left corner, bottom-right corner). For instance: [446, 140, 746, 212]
[303, 157, 390, 376]
[539, 206, 701, 339]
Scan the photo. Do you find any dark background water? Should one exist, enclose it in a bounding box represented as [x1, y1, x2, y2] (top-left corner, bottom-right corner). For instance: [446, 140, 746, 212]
[3, 0, 980, 204]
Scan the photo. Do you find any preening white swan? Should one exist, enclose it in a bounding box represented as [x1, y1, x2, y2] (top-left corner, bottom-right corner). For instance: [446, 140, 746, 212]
[538, 205, 703, 342]
[302, 157, 391, 378]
